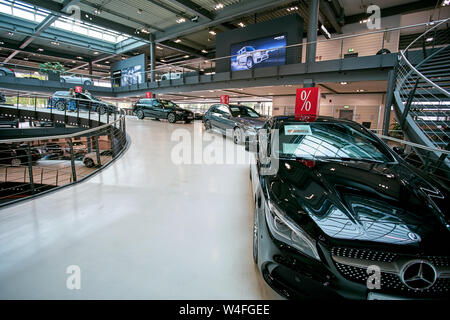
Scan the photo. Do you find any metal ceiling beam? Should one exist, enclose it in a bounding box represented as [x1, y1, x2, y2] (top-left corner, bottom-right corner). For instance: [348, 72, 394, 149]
[3, 1, 80, 64]
[320, 0, 341, 33]
[165, 0, 214, 20]
[19, 0, 162, 40]
[158, 41, 206, 59]
[153, 0, 293, 42]
[344, 0, 435, 24]
[145, 0, 191, 19]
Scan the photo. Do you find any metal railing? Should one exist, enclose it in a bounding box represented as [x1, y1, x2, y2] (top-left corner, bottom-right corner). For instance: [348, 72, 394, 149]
[394, 18, 450, 150]
[0, 96, 128, 207]
[378, 134, 450, 187]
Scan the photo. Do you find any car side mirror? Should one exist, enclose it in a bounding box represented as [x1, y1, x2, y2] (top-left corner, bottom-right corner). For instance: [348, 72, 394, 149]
[393, 146, 405, 157]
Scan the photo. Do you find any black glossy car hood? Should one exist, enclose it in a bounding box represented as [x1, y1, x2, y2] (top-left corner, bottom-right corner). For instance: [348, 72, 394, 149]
[235, 116, 267, 128]
[266, 159, 449, 250]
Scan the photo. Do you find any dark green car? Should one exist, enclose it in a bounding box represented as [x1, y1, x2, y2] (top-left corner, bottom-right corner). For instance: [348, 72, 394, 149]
[133, 98, 194, 123]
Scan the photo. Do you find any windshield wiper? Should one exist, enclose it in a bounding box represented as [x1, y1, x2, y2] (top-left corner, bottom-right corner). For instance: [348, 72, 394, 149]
[324, 157, 386, 164]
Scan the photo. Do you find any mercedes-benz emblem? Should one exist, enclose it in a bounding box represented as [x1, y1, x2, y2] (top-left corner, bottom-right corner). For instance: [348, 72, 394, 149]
[401, 260, 437, 290]
[407, 232, 421, 241]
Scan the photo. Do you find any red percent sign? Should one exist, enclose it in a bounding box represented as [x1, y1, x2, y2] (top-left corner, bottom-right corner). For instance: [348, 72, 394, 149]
[294, 87, 321, 120]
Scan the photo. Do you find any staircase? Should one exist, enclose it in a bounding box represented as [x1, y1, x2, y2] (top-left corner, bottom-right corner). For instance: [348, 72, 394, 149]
[393, 18, 450, 184]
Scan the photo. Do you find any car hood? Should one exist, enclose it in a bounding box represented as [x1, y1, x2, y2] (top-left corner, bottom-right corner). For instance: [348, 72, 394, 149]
[266, 159, 449, 251]
[235, 116, 267, 128]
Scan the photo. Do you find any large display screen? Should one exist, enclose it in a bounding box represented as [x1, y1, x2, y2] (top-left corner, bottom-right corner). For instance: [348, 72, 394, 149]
[230, 34, 287, 71]
[120, 65, 143, 86]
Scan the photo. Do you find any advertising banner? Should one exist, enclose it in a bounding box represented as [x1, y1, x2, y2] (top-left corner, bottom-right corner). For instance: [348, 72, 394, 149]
[230, 34, 287, 71]
[145, 92, 153, 98]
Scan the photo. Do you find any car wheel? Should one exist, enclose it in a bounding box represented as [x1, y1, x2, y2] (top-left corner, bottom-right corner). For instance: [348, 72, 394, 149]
[61, 78, 66, 83]
[161, 76, 167, 81]
[84, 158, 94, 168]
[185, 120, 192, 124]
[55, 101, 66, 111]
[204, 120, 212, 131]
[167, 113, 176, 123]
[233, 127, 243, 144]
[97, 106, 106, 115]
[0, 70, 6, 77]
[84, 80, 92, 86]
[253, 201, 259, 264]
[246, 57, 253, 69]
[136, 109, 145, 119]
[11, 158, 21, 166]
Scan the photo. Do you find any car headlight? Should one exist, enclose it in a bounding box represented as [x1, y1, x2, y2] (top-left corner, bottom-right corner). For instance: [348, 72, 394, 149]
[266, 200, 320, 260]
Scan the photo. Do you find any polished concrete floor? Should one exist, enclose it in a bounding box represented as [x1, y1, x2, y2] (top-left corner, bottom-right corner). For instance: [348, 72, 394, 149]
[0, 117, 281, 299]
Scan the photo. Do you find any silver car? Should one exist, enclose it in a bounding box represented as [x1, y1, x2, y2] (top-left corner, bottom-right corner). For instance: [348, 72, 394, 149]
[236, 46, 269, 69]
[61, 75, 93, 86]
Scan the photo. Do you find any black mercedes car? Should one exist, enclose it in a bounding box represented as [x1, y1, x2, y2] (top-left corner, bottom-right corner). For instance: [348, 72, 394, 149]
[203, 104, 267, 144]
[133, 98, 194, 123]
[248, 115, 449, 300]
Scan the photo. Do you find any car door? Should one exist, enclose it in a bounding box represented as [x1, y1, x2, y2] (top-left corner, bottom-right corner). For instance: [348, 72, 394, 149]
[151, 100, 167, 118]
[76, 93, 90, 110]
[207, 105, 221, 129]
[215, 104, 234, 132]
[137, 99, 152, 116]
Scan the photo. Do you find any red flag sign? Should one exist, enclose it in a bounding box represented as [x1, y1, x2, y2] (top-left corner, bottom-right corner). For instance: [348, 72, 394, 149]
[75, 86, 83, 93]
[295, 87, 321, 118]
[220, 95, 229, 105]
[145, 91, 153, 98]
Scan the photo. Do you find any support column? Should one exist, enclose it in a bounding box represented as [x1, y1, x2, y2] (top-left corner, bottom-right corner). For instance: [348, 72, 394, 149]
[382, 69, 396, 136]
[306, 0, 319, 65]
[88, 61, 93, 76]
[149, 34, 156, 83]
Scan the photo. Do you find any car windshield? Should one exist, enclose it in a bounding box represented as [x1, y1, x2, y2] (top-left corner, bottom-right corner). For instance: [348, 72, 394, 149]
[229, 106, 260, 118]
[85, 93, 100, 101]
[274, 121, 394, 163]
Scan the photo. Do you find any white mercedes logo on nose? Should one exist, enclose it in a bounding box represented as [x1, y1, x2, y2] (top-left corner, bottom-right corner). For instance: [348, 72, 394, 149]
[400, 260, 437, 290]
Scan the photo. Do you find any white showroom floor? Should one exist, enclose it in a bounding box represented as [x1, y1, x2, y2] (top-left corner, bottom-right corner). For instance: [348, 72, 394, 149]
[0, 117, 281, 299]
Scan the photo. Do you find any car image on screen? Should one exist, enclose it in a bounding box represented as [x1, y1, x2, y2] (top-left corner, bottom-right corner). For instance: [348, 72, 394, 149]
[231, 34, 287, 71]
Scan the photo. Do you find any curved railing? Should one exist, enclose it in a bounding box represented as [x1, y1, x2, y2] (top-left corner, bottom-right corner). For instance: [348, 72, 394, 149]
[394, 18, 450, 148]
[0, 99, 128, 207]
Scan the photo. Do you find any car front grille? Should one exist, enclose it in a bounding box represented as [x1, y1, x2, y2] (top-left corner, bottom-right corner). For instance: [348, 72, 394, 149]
[332, 247, 450, 296]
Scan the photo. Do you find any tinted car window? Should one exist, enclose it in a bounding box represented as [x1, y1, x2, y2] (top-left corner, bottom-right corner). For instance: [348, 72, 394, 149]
[229, 106, 260, 118]
[275, 121, 394, 163]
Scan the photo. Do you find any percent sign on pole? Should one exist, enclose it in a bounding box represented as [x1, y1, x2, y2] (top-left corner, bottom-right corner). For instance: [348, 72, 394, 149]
[294, 87, 321, 119]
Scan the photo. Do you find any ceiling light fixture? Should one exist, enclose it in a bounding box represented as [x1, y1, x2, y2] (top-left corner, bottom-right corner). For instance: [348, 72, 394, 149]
[209, 30, 216, 35]
[137, 9, 143, 14]
[426, 37, 434, 42]
[141, 28, 150, 34]
[156, 46, 163, 50]
[176, 17, 186, 23]
[93, 8, 101, 16]
[37, 48, 44, 52]
[287, 6, 298, 12]
[8, 32, 14, 36]
[174, 38, 182, 43]
[23, 57, 29, 60]
[51, 41, 60, 46]
[77, 56, 83, 59]
[340, 81, 348, 85]
[93, 51, 99, 55]
[215, 3, 224, 10]
[201, 49, 208, 54]
[442, 0, 450, 6]
[183, 55, 190, 58]
[238, 22, 245, 28]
